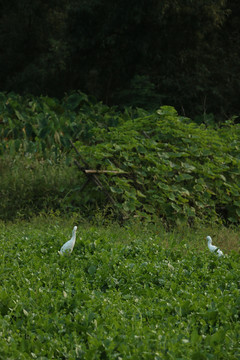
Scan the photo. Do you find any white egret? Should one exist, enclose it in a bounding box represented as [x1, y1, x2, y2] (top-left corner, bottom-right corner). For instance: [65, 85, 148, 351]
[59, 226, 77, 255]
[206, 236, 223, 257]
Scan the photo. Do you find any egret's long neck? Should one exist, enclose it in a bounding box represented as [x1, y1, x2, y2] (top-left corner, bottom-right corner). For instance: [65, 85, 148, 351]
[72, 230, 76, 244]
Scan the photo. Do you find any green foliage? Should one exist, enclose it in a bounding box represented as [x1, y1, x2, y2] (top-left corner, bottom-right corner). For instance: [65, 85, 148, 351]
[116, 75, 163, 110]
[0, 91, 122, 155]
[76, 106, 240, 225]
[0, 219, 239, 359]
[0, 93, 239, 224]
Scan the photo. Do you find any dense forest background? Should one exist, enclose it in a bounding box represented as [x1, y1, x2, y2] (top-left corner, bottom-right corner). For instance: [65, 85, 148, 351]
[0, 0, 240, 120]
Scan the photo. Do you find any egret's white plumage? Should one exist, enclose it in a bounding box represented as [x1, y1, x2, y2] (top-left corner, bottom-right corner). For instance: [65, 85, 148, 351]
[59, 226, 77, 255]
[206, 236, 223, 257]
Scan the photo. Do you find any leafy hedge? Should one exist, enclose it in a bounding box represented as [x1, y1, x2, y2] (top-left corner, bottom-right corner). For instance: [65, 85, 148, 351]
[76, 107, 240, 225]
[0, 91, 122, 155]
[0, 92, 239, 224]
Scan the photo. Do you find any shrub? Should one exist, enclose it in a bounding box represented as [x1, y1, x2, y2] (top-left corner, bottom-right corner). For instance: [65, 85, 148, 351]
[76, 106, 240, 224]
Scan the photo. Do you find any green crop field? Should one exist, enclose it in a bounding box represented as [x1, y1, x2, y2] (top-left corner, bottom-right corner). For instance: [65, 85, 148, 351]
[0, 218, 239, 359]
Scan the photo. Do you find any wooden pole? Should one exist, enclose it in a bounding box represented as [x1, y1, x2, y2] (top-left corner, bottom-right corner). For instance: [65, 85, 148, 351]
[73, 159, 117, 208]
[84, 169, 126, 174]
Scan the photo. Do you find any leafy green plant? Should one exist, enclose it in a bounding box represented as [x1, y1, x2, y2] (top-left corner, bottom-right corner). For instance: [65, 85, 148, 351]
[76, 106, 240, 225]
[0, 91, 123, 156]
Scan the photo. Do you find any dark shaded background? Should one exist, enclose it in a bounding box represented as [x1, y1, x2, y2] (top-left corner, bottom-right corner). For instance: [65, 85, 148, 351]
[1, 0, 239, 120]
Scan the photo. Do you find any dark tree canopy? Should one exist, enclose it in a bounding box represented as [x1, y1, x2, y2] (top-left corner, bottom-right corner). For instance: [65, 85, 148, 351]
[0, 0, 239, 120]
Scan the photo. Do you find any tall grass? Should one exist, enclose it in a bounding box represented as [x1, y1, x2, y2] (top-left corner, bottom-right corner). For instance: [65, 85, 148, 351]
[0, 154, 83, 220]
